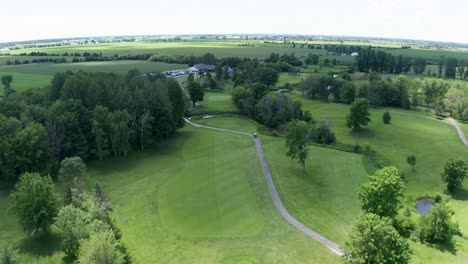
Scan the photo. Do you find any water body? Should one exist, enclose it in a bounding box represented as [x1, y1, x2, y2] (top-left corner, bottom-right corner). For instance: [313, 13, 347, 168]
[416, 200, 434, 215]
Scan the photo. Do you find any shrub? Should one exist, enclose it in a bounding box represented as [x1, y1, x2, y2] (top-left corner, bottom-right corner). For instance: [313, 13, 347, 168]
[393, 216, 415, 238]
[383, 111, 391, 124]
[309, 121, 336, 144]
[418, 203, 459, 243]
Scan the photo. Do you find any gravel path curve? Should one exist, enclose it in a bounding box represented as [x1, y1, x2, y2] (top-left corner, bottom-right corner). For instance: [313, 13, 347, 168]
[448, 118, 468, 146]
[185, 118, 344, 256]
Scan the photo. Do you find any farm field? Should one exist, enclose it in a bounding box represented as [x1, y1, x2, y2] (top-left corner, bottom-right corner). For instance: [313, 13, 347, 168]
[0, 60, 187, 76]
[0, 71, 51, 95]
[2, 41, 322, 60]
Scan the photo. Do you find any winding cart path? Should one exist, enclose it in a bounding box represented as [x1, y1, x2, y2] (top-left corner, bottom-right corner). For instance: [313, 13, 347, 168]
[185, 118, 344, 256]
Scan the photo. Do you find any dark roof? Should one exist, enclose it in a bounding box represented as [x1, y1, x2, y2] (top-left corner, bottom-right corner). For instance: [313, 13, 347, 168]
[193, 64, 215, 71]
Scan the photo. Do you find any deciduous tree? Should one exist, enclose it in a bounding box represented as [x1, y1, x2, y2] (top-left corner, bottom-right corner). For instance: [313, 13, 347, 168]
[77, 231, 124, 264]
[9, 173, 60, 235]
[343, 213, 411, 264]
[441, 158, 467, 193]
[358, 166, 405, 218]
[345, 98, 371, 130]
[418, 203, 458, 243]
[285, 121, 309, 167]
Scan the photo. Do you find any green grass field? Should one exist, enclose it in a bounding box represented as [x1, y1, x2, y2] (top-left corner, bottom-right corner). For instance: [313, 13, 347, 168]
[191, 90, 468, 264]
[0, 60, 187, 76]
[191, 90, 239, 116]
[0, 124, 340, 263]
[0, 71, 51, 95]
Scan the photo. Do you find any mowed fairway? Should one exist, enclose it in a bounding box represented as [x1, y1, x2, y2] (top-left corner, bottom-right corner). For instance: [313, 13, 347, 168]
[196, 117, 368, 245]
[191, 90, 239, 116]
[82, 125, 340, 263]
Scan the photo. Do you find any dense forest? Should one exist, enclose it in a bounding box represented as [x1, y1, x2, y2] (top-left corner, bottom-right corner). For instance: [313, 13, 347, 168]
[0, 70, 188, 185]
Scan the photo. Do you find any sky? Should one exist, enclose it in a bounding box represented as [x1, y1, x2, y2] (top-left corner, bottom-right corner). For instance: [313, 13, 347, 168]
[1, 0, 468, 44]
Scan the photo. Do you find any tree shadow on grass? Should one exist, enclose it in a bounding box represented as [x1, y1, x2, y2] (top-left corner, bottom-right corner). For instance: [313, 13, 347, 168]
[425, 240, 458, 255]
[18, 233, 62, 258]
[450, 188, 468, 201]
[351, 128, 375, 141]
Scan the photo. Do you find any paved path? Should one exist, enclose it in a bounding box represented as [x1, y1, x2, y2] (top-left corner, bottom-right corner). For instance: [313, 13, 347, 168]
[184, 118, 344, 256]
[448, 118, 468, 146]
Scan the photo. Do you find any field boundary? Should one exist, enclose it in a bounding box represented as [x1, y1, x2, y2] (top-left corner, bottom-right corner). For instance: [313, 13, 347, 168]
[184, 118, 344, 256]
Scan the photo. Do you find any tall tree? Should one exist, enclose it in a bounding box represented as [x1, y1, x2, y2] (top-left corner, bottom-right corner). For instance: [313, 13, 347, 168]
[345, 98, 371, 130]
[188, 81, 204, 107]
[285, 121, 310, 168]
[13, 122, 54, 182]
[358, 166, 405, 218]
[58, 156, 87, 185]
[255, 67, 279, 87]
[92, 106, 110, 160]
[137, 110, 154, 151]
[343, 213, 412, 264]
[167, 79, 187, 128]
[108, 110, 132, 158]
[1, 75, 14, 95]
[9, 173, 60, 235]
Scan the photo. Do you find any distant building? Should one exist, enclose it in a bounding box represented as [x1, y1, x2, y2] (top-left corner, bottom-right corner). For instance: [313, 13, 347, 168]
[191, 64, 216, 74]
[351, 52, 359, 57]
[0, 48, 10, 52]
[187, 67, 199, 74]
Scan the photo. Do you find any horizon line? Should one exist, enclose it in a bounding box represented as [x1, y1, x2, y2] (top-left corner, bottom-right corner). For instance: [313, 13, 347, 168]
[1, 33, 468, 47]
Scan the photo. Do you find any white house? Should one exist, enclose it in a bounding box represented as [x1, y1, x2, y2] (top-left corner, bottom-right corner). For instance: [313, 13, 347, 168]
[187, 67, 199, 74]
[351, 52, 359, 57]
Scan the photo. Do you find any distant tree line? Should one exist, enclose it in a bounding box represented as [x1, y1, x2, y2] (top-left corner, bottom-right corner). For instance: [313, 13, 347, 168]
[356, 46, 422, 74]
[438, 57, 468, 79]
[5, 53, 154, 65]
[0, 70, 188, 186]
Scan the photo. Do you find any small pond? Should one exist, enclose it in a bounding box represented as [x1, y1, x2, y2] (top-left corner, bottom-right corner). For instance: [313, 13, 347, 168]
[416, 199, 434, 215]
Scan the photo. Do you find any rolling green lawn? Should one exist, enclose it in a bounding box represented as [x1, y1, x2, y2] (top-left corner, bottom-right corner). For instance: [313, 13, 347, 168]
[191, 93, 468, 264]
[0, 71, 51, 95]
[0, 125, 340, 263]
[191, 90, 239, 116]
[0, 60, 187, 76]
[195, 117, 368, 245]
